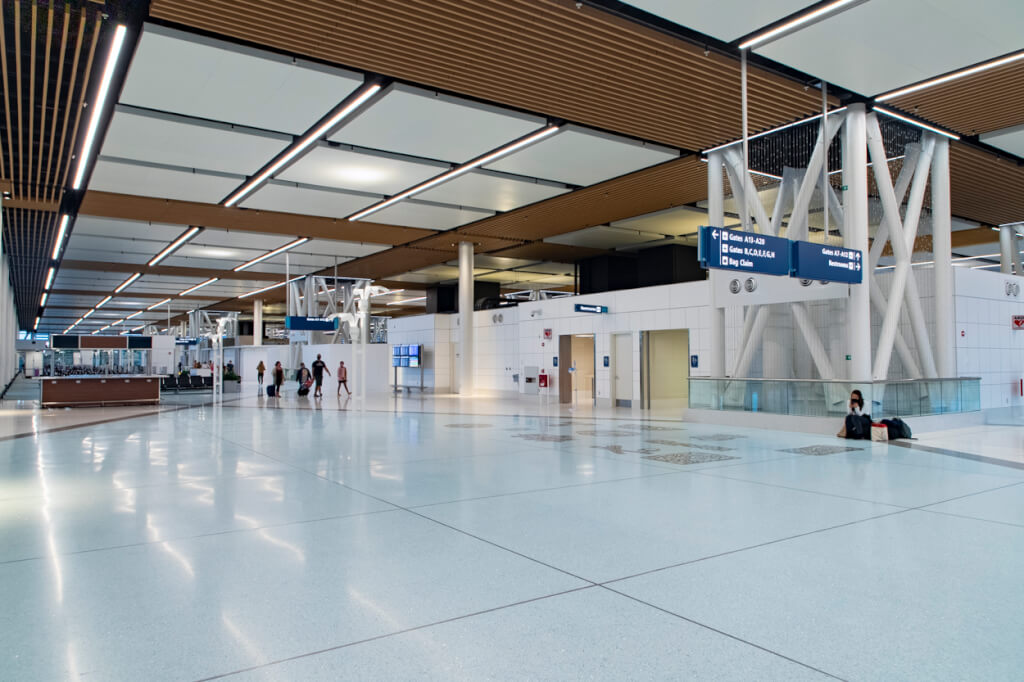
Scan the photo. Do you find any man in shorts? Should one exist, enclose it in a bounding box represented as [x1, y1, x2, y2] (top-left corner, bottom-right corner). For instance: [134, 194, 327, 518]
[311, 354, 330, 398]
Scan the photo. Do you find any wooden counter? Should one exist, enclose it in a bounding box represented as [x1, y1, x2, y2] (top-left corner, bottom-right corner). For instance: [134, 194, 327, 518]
[40, 375, 162, 407]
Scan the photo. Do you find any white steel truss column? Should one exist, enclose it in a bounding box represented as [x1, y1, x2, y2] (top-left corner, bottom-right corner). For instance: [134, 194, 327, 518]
[1000, 226, 1018, 274]
[843, 104, 872, 382]
[931, 137, 955, 376]
[458, 241, 474, 395]
[707, 151, 727, 378]
[253, 299, 263, 347]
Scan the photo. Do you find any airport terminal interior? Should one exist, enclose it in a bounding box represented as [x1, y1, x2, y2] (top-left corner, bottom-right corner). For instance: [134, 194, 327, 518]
[1, 0, 1023, 679]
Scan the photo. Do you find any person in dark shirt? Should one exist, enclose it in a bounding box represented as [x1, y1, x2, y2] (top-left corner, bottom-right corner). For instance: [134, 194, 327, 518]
[311, 354, 330, 398]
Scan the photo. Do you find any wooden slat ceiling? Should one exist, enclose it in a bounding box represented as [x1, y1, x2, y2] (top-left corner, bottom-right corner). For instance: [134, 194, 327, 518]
[148, 0, 830, 152]
[949, 143, 1024, 227]
[0, 0, 105, 326]
[885, 59, 1024, 137]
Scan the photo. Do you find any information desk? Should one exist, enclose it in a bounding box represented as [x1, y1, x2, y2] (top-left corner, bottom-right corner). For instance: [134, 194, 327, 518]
[40, 375, 162, 408]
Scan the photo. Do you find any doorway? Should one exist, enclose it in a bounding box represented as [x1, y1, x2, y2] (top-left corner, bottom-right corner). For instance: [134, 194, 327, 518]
[613, 333, 633, 407]
[558, 334, 595, 404]
[640, 329, 690, 412]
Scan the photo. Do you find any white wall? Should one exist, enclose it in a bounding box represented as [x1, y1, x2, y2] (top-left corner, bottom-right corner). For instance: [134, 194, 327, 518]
[388, 314, 454, 392]
[954, 268, 1024, 409]
[149, 335, 176, 375]
[0, 240, 17, 390]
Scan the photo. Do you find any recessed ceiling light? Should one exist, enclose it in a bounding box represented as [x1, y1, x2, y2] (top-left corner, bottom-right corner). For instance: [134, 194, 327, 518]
[113, 272, 141, 293]
[146, 298, 172, 310]
[877, 50, 1024, 101]
[873, 106, 959, 140]
[51, 215, 70, 260]
[179, 278, 219, 296]
[95, 295, 112, 309]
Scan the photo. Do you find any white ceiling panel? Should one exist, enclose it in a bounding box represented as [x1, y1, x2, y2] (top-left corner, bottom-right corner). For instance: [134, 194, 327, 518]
[241, 182, 376, 218]
[365, 201, 492, 230]
[121, 26, 364, 135]
[415, 171, 569, 212]
[101, 110, 290, 176]
[331, 84, 544, 163]
[191, 229, 291, 251]
[279, 146, 445, 195]
[445, 255, 542, 270]
[61, 246, 151, 266]
[611, 206, 707, 237]
[303, 239, 389, 260]
[513, 262, 575, 275]
[621, 0, 811, 42]
[980, 125, 1024, 158]
[89, 159, 242, 204]
[545, 225, 663, 250]
[756, 0, 1024, 95]
[72, 215, 186, 242]
[485, 126, 678, 186]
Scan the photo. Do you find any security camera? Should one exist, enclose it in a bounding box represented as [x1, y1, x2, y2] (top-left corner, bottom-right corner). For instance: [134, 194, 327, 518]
[575, 1, 582, 8]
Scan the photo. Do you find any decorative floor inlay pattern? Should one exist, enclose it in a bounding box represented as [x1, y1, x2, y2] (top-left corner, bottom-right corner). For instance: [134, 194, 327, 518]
[780, 445, 862, 456]
[512, 433, 574, 443]
[591, 444, 660, 455]
[643, 452, 740, 465]
[445, 423, 493, 429]
[646, 439, 735, 452]
[576, 430, 638, 438]
[692, 434, 746, 442]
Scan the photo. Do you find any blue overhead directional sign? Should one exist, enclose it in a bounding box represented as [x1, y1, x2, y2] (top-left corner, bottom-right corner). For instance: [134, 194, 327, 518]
[700, 226, 791, 276]
[791, 241, 863, 284]
[575, 304, 608, 313]
[285, 316, 338, 331]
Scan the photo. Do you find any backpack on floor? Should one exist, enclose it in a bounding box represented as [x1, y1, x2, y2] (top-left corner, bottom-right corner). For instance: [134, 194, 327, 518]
[882, 418, 911, 440]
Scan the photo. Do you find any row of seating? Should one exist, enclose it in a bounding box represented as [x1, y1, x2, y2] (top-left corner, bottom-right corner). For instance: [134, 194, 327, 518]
[160, 374, 213, 392]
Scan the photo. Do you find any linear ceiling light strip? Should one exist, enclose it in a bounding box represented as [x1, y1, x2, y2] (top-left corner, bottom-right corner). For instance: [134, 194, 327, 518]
[877, 50, 1024, 101]
[349, 125, 560, 222]
[44, 267, 56, 290]
[95, 295, 112, 309]
[147, 297, 172, 310]
[71, 25, 128, 190]
[224, 83, 383, 208]
[113, 272, 142, 293]
[873, 106, 959, 140]
[238, 276, 304, 299]
[51, 215, 70, 259]
[149, 226, 201, 266]
[738, 0, 868, 50]
[233, 237, 309, 272]
[179, 278, 219, 296]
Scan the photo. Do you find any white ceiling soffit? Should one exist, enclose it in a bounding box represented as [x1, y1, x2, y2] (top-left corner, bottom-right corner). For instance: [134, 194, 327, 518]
[278, 145, 447, 196]
[980, 125, 1024, 158]
[445, 255, 542, 270]
[610, 205, 708, 237]
[414, 170, 569, 212]
[545, 224, 672, 250]
[240, 181, 376, 218]
[100, 109, 291, 176]
[484, 125, 679, 186]
[621, 0, 813, 42]
[72, 215, 187, 242]
[191, 229, 291, 251]
[364, 200, 493, 231]
[89, 158, 243, 204]
[755, 0, 1023, 96]
[331, 83, 545, 163]
[121, 25, 364, 135]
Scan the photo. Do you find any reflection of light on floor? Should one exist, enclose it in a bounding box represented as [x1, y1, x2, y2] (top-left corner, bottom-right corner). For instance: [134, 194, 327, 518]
[181, 481, 216, 506]
[146, 514, 195, 578]
[235, 514, 306, 563]
[259, 477, 284, 501]
[221, 614, 273, 675]
[36, 443, 64, 604]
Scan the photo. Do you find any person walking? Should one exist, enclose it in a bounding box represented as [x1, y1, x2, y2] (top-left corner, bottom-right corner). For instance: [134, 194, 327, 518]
[311, 354, 330, 398]
[256, 360, 265, 390]
[272, 361, 284, 399]
[337, 360, 351, 396]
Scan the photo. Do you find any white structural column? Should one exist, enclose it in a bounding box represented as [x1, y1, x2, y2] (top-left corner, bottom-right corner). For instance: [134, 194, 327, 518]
[1000, 226, 1018, 274]
[707, 151, 726, 377]
[843, 104, 872, 382]
[253, 299, 263, 346]
[458, 241, 474, 395]
[930, 138, 955, 376]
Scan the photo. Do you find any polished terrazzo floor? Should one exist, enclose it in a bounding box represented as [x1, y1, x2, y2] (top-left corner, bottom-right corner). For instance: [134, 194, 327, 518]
[2, 387, 1024, 680]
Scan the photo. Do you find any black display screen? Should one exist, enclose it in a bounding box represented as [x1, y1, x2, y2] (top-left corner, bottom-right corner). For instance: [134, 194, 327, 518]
[51, 335, 78, 349]
[127, 336, 152, 349]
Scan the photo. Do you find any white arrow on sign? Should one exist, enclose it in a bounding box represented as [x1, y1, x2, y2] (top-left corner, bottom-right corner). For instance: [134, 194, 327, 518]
[711, 229, 719, 240]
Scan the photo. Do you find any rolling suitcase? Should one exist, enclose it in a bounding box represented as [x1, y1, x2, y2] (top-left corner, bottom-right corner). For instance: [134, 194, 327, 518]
[266, 385, 275, 397]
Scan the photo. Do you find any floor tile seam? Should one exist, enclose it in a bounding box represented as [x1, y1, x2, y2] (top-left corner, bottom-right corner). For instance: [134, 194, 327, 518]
[406, 469, 687, 510]
[599, 507, 914, 586]
[915, 507, 1024, 530]
[205, 431, 600, 584]
[907, 479, 1024, 510]
[854, 453, 1024, 482]
[0, 507, 402, 567]
[0, 396, 246, 443]
[888, 440, 1024, 471]
[191, 585, 599, 681]
[597, 585, 846, 681]
[683, 468, 912, 510]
